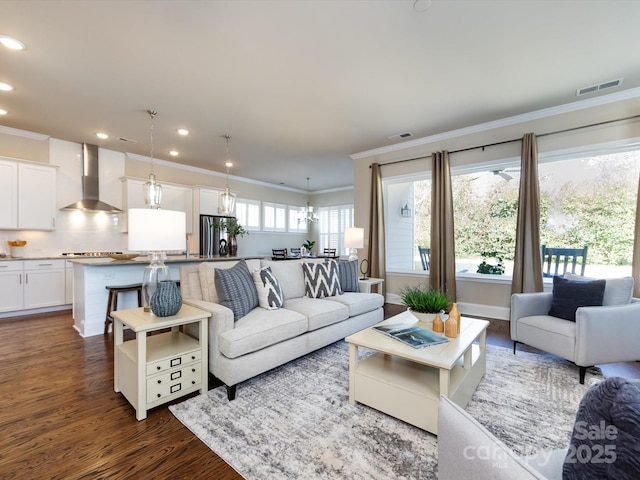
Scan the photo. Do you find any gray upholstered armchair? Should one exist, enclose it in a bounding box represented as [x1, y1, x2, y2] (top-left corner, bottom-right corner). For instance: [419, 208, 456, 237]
[511, 275, 640, 383]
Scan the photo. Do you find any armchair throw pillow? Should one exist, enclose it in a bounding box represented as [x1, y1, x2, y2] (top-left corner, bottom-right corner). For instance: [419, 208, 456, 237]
[302, 260, 341, 298]
[548, 275, 606, 321]
[252, 266, 284, 310]
[214, 259, 259, 321]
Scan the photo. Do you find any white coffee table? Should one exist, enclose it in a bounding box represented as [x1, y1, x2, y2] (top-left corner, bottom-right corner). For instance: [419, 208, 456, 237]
[345, 310, 489, 434]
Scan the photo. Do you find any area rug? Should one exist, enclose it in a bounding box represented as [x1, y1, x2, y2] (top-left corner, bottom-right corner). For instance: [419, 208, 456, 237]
[169, 342, 602, 480]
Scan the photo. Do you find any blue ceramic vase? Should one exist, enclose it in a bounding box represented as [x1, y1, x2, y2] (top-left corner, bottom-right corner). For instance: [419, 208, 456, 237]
[150, 280, 182, 317]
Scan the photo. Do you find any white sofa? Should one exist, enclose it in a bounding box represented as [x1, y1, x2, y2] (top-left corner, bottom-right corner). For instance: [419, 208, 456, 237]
[179, 258, 384, 399]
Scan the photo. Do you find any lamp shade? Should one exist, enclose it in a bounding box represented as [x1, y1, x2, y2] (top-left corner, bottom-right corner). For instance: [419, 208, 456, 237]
[344, 227, 364, 249]
[128, 208, 186, 251]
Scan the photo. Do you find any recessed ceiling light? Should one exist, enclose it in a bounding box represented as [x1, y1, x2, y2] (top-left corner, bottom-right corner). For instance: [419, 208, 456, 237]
[0, 108, 7, 115]
[0, 82, 14, 91]
[96, 132, 108, 139]
[0, 35, 26, 51]
[169, 150, 179, 156]
[177, 128, 189, 136]
[225, 161, 233, 168]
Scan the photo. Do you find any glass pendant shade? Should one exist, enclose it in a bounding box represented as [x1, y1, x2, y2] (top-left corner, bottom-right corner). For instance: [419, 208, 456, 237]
[218, 186, 236, 216]
[143, 173, 163, 208]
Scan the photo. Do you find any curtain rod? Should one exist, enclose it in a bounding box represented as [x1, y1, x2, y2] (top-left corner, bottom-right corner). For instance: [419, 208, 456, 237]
[371, 113, 640, 168]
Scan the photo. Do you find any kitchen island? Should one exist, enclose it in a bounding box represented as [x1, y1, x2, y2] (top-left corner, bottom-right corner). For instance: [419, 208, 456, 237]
[70, 255, 263, 337]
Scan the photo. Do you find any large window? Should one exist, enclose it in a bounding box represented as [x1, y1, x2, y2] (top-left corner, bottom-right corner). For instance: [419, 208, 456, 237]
[235, 198, 261, 231]
[318, 205, 354, 255]
[384, 146, 640, 277]
[263, 202, 287, 232]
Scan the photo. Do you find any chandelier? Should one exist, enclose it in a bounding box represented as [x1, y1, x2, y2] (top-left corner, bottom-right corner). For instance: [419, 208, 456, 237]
[218, 134, 236, 216]
[142, 109, 162, 208]
[298, 177, 318, 224]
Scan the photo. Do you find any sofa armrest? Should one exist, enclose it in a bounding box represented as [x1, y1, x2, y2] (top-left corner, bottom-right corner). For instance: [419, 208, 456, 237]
[438, 396, 547, 480]
[182, 299, 234, 362]
[510, 292, 553, 341]
[574, 302, 640, 366]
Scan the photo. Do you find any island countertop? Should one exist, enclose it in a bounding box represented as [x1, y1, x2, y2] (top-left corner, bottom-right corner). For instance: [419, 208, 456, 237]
[66, 254, 265, 266]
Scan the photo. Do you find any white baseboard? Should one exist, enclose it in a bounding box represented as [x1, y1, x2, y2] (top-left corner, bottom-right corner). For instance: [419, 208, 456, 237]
[385, 294, 510, 321]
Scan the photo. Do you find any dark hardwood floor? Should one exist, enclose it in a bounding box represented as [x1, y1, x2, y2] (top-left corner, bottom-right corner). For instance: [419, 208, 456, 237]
[1, 306, 638, 479]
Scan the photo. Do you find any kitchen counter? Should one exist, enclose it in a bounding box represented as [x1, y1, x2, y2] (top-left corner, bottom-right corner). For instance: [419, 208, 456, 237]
[66, 254, 264, 266]
[71, 255, 265, 337]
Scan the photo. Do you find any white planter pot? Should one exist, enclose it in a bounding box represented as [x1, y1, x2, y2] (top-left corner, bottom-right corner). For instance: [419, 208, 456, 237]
[408, 309, 437, 327]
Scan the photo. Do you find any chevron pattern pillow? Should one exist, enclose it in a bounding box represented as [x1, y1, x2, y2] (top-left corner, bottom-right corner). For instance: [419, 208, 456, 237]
[214, 260, 259, 320]
[302, 260, 341, 298]
[252, 266, 284, 310]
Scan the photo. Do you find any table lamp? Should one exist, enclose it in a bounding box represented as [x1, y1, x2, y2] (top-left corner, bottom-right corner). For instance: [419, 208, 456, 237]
[128, 208, 186, 312]
[344, 227, 364, 262]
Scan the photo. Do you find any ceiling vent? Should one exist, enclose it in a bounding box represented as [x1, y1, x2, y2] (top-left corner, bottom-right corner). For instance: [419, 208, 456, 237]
[118, 136, 138, 143]
[576, 78, 623, 97]
[388, 132, 413, 141]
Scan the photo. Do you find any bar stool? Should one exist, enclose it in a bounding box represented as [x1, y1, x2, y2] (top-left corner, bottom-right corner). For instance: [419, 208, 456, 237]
[104, 283, 143, 334]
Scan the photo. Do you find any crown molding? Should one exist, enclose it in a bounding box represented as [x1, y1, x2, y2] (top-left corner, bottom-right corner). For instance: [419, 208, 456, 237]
[351, 87, 640, 160]
[0, 124, 49, 140]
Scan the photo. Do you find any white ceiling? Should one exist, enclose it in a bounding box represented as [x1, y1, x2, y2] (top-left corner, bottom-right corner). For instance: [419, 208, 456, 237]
[1, 0, 640, 191]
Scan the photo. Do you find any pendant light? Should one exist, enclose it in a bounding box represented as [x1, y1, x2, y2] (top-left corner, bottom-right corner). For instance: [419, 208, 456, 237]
[142, 109, 162, 208]
[298, 177, 319, 224]
[218, 134, 237, 216]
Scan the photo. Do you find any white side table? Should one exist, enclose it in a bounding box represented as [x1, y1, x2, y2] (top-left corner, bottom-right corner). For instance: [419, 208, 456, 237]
[113, 304, 211, 420]
[358, 277, 384, 294]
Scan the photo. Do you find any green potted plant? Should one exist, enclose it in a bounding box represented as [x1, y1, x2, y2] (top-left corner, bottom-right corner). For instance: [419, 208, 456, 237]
[476, 251, 505, 275]
[302, 239, 316, 256]
[211, 218, 248, 257]
[399, 284, 450, 325]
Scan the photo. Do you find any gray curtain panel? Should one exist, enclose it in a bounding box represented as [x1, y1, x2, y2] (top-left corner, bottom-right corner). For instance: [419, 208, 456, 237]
[367, 163, 386, 297]
[511, 133, 543, 294]
[429, 151, 457, 301]
[633, 174, 640, 298]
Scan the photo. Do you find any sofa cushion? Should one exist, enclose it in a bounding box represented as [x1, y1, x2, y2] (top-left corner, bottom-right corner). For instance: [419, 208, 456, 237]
[252, 266, 284, 310]
[284, 297, 349, 331]
[564, 273, 634, 306]
[563, 377, 640, 479]
[260, 259, 307, 300]
[218, 308, 307, 358]
[199, 259, 261, 303]
[302, 260, 341, 298]
[214, 260, 259, 321]
[548, 275, 606, 321]
[326, 292, 384, 317]
[338, 259, 360, 293]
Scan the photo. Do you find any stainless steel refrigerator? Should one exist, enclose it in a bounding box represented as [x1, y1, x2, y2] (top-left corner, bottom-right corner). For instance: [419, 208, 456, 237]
[199, 215, 235, 256]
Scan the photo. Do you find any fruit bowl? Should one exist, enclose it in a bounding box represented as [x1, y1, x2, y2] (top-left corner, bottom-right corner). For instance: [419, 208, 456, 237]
[107, 253, 139, 261]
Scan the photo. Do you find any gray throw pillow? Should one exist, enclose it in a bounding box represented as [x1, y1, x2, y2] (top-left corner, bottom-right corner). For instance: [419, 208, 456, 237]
[563, 377, 640, 480]
[214, 259, 259, 320]
[302, 260, 341, 298]
[548, 276, 606, 321]
[338, 259, 360, 293]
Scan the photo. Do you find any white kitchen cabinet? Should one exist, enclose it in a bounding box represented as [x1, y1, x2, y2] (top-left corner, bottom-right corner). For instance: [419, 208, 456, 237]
[0, 159, 18, 229]
[17, 162, 57, 230]
[0, 261, 24, 313]
[0, 158, 56, 230]
[121, 178, 193, 234]
[161, 184, 193, 234]
[23, 260, 66, 309]
[196, 187, 223, 216]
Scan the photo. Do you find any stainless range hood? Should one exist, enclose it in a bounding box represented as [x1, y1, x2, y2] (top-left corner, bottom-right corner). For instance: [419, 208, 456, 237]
[61, 143, 122, 213]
